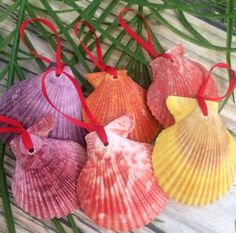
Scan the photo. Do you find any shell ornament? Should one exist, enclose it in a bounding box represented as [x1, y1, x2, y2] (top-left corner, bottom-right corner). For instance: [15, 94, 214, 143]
[152, 95, 236, 206]
[11, 115, 86, 219]
[82, 70, 160, 143]
[118, 10, 218, 128]
[147, 45, 218, 127]
[77, 115, 168, 231]
[0, 64, 86, 146]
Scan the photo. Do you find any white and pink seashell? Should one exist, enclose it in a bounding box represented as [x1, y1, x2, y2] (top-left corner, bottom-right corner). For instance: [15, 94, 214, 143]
[0, 64, 86, 146]
[77, 114, 168, 232]
[11, 114, 86, 220]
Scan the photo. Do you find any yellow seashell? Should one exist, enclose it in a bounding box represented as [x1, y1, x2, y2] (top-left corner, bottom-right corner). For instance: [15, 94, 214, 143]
[152, 96, 236, 206]
[83, 70, 160, 143]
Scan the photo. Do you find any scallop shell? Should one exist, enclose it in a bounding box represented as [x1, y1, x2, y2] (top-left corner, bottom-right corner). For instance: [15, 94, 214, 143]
[0, 63, 86, 146]
[147, 44, 218, 127]
[11, 115, 86, 220]
[82, 70, 160, 143]
[78, 115, 168, 231]
[152, 96, 236, 206]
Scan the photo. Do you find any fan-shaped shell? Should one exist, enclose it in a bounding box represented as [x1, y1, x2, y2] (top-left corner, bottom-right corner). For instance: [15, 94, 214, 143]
[78, 115, 168, 231]
[152, 96, 236, 206]
[0, 64, 86, 146]
[11, 115, 86, 219]
[82, 70, 160, 143]
[147, 44, 218, 127]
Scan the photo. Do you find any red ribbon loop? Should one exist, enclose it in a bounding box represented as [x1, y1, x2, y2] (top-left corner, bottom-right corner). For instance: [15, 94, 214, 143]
[74, 20, 117, 78]
[20, 18, 64, 76]
[118, 8, 172, 61]
[197, 62, 236, 116]
[41, 68, 108, 145]
[0, 115, 33, 151]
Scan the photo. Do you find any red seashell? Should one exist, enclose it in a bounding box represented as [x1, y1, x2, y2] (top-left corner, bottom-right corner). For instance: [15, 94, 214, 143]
[11, 115, 86, 220]
[147, 44, 218, 127]
[77, 115, 168, 231]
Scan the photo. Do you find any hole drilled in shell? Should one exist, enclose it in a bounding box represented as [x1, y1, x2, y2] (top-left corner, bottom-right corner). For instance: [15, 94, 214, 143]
[28, 148, 35, 155]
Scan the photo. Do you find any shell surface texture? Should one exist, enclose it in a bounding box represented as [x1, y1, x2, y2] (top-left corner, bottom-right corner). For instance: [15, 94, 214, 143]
[152, 95, 236, 206]
[11, 115, 87, 220]
[82, 70, 160, 143]
[78, 115, 168, 232]
[147, 44, 218, 127]
[0, 64, 86, 146]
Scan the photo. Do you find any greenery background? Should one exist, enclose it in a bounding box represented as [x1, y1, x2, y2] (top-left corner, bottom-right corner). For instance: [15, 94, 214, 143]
[0, 0, 235, 232]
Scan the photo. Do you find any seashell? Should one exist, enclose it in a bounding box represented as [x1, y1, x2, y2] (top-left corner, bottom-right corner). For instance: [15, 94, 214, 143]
[147, 44, 218, 127]
[152, 96, 236, 206]
[0, 63, 86, 146]
[82, 70, 160, 143]
[78, 115, 168, 231]
[11, 114, 87, 220]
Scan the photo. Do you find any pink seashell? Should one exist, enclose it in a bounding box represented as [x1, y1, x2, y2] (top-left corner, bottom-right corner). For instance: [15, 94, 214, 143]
[77, 115, 168, 232]
[0, 64, 86, 146]
[11, 115, 86, 220]
[147, 44, 218, 127]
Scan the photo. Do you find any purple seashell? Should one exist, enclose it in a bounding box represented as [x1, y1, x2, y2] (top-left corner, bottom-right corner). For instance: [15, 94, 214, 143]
[0, 64, 86, 146]
[11, 114, 87, 220]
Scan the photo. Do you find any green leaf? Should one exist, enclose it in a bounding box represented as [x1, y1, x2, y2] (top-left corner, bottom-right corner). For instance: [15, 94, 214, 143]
[0, 0, 21, 22]
[0, 30, 16, 53]
[7, 0, 27, 88]
[51, 218, 67, 233]
[225, 0, 235, 102]
[0, 143, 16, 233]
[40, 0, 91, 72]
[67, 214, 82, 233]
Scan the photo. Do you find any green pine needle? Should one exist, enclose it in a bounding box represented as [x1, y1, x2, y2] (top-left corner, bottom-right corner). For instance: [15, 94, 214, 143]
[0, 143, 16, 233]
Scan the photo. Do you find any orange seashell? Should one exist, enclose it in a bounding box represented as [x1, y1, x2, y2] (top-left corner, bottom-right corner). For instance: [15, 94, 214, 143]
[11, 115, 86, 219]
[83, 70, 160, 143]
[147, 44, 218, 127]
[77, 115, 168, 231]
[152, 96, 236, 206]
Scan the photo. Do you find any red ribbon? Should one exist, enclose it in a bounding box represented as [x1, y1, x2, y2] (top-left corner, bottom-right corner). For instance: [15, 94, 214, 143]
[118, 8, 172, 61]
[197, 63, 236, 116]
[41, 68, 108, 145]
[20, 18, 65, 76]
[74, 20, 117, 78]
[0, 115, 33, 151]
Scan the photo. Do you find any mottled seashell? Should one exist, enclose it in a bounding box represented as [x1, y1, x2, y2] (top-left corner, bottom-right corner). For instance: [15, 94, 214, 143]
[152, 96, 236, 206]
[0, 64, 86, 146]
[11, 115, 86, 219]
[83, 70, 160, 143]
[147, 44, 218, 127]
[78, 115, 168, 231]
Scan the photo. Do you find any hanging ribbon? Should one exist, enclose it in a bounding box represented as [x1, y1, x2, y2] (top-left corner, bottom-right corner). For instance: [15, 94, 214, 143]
[20, 18, 108, 145]
[118, 8, 172, 61]
[0, 115, 33, 152]
[20, 18, 65, 76]
[41, 68, 108, 146]
[197, 63, 236, 116]
[74, 20, 117, 78]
